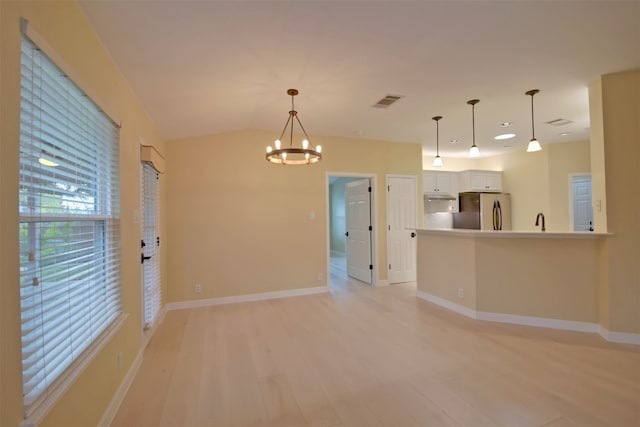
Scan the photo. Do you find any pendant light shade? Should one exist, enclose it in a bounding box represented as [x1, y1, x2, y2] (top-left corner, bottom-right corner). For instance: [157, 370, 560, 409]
[432, 115, 444, 167]
[467, 99, 480, 158]
[526, 89, 542, 152]
[266, 89, 322, 165]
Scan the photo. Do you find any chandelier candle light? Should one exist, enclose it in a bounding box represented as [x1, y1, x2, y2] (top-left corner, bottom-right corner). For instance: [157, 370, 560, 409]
[526, 89, 542, 152]
[432, 115, 444, 167]
[266, 89, 322, 165]
[467, 99, 480, 158]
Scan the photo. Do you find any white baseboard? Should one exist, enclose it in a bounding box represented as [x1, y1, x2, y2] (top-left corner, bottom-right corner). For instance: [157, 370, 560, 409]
[166, 286, 329, 311]
[98, 350, 143, 427]
[416, 290, 477, 319]
[598, 326, 640, 345]
[416, 290, 639, 345]
[476, 311, 599, 333]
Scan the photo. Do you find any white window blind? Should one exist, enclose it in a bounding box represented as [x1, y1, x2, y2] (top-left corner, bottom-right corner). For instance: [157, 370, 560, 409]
[18, 35, 121, 411]
[142, 163, 161, 328]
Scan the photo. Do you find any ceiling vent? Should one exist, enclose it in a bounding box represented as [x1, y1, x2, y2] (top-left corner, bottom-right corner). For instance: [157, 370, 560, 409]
[373, 94, 404, 108]
[545, 118, 573, 126]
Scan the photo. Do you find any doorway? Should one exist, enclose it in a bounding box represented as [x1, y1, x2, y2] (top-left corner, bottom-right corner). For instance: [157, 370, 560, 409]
[327, 174, 376, 287]
[570, 174, 594, 232]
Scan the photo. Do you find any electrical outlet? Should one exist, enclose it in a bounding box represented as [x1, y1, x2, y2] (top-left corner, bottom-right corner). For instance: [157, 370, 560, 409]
[195, 283, 201, 293]
[117, 351, 123, 370]
[458, 288, 464, 298]
[317, 272, 324, 281]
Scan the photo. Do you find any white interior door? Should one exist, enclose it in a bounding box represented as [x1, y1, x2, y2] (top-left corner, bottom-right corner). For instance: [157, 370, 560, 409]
[572, 176, 594, 231]
[345, 178, 372, 284]
[387, 176, 417, 284]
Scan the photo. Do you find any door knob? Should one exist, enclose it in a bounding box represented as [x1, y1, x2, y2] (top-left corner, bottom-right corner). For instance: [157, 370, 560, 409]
[345, 231, 349, 237]
[141, 253, 152, 264]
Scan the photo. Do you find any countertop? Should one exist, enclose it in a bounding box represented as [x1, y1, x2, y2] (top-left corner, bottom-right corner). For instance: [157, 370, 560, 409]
[415, 228, 609, 239]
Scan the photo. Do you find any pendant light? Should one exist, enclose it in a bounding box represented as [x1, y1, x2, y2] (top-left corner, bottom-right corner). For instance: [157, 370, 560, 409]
[432, 116, 444, 167]
[467, 99, 480, 158]
[526, 89, 542, 152]
[266, 89, 322, 165]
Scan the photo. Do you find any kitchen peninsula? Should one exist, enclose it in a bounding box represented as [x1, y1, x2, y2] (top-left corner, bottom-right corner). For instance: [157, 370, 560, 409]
[416, 228, 608, 332]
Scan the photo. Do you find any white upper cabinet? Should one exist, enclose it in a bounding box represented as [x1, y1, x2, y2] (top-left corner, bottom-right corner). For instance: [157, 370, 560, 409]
[423, 171, 458, 196]
[458, 170, 503, 192]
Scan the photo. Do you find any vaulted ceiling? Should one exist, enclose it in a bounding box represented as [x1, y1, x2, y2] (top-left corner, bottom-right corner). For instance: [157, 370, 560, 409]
[78, 1, 640, 158]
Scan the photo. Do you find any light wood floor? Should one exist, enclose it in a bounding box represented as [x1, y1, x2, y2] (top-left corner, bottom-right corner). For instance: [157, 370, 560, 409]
[111, 260, 640, 427]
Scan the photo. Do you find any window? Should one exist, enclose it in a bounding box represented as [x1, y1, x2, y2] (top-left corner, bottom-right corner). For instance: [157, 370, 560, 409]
[142, 163, 161, 328]
[19, 35, 121, 412]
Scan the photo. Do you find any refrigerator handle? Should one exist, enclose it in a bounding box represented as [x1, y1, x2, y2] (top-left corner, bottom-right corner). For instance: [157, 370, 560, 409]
[492, 201, 497, 230]
[496, 200, 502, 230]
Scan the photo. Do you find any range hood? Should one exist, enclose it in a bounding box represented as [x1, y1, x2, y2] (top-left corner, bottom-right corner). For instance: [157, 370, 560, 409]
[424, 194, 456, 201]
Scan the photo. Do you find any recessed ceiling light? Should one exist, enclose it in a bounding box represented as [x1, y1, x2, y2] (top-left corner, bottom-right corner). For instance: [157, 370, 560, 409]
[504, 145, 511, 149]
[449, 138, 459, 144]
[494, 133, 516, 140]
[559, 132, 571, 136]
[500, 122, 512, 127]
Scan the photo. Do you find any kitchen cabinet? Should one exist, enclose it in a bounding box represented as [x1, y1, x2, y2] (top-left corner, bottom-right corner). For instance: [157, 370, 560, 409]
[423, 171, 457, 196]
[458, 170, 502, 192]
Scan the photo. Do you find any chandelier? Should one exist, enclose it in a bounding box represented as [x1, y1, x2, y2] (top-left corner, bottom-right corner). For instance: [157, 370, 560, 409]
[266, 89, 322, 165]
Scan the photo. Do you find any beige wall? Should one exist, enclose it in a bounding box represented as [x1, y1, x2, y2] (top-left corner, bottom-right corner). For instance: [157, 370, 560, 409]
[489, 150, 550, 231]
[417, 233, 601, 323]
[547, 141, 592, 232]
[588, 78, 609, 234]
[475, 238, 599, 321]
[594, 70, 640, 333]
[165, 130, 422, 301]
[1, 2, 166, 426]
[417, 233, 477, 310]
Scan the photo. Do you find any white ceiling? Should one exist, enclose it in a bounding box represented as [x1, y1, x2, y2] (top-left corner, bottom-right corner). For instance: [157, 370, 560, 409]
[78, 1, 640, 158]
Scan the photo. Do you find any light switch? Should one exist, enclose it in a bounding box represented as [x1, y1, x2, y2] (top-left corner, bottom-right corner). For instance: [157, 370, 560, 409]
[309, 211, 316, 220]
[596, 200, 602, 212]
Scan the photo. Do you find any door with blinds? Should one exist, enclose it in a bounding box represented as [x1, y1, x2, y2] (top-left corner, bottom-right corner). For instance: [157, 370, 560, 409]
[141, 163, 161, 329]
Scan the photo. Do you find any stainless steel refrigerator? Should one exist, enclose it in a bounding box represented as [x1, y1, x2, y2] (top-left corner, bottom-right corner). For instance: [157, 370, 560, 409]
[453, 192, 511, 230]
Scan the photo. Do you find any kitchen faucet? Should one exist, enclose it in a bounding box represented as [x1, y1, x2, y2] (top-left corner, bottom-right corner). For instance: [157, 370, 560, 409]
[535, 212, 546, 232]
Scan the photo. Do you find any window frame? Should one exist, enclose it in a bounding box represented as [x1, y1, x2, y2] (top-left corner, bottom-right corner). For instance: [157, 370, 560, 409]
[18, 21, 124, 422]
